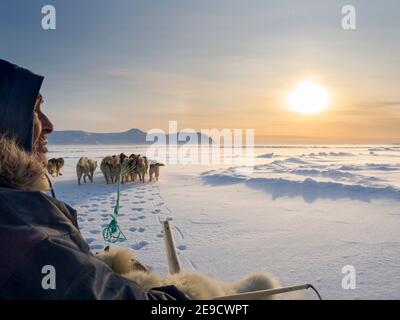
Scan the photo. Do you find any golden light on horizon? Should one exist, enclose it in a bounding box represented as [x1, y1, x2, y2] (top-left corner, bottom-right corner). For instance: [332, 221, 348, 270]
[287, 80, 330, 115]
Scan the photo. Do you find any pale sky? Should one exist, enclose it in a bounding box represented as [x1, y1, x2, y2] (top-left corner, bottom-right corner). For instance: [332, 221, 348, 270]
[1, 0, 399, 143]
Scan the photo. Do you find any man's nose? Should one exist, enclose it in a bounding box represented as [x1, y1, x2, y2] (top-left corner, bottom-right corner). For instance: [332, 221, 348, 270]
[42, 113, 54, 134]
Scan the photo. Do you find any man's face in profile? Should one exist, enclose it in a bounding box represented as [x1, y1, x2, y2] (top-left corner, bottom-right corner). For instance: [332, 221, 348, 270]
[33, 94, 54, 165]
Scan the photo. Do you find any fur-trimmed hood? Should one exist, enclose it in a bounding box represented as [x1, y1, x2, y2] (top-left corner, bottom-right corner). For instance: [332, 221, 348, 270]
[0, 59, 44, 152]
[0, 134, 49, 192]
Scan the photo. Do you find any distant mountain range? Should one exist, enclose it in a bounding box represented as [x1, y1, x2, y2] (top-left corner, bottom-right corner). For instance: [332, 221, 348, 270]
[48, 128, 213, 145]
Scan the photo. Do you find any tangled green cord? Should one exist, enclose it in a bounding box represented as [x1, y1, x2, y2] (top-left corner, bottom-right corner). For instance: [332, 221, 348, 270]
[102, 165, 128, 243]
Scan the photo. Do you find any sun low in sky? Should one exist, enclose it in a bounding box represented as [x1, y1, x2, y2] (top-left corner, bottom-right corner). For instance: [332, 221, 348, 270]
[4, 1, 398, 143]
[287, 80, 331, 115]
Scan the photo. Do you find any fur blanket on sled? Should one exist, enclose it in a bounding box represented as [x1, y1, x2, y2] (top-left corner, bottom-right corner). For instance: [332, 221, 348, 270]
[96, 245, 281, 300]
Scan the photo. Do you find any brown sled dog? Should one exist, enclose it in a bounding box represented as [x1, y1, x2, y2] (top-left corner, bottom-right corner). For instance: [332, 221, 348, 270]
[47, 158, 64, 177]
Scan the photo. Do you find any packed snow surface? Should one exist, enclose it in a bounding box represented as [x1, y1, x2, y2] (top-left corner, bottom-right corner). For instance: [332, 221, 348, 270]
[49, 145, 400, 299]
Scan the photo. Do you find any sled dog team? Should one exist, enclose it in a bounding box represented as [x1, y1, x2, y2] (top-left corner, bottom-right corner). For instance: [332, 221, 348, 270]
[47, 153, 164, 185]
[99, 153, 164, 185]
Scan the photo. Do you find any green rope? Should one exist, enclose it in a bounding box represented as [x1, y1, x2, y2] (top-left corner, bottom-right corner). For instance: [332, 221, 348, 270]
[102, 164, 131, 243]
[102, 214, 126, 243]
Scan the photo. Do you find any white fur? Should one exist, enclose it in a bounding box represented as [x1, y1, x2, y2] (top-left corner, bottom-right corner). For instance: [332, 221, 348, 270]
[96, 246, 280, 299]
[76, 157, 97, 185]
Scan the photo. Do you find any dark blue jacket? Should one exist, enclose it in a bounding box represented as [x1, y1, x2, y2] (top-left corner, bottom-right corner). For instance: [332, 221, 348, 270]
[0, 59, 187, 300]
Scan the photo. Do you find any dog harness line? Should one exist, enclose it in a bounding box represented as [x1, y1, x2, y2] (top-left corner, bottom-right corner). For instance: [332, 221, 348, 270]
[102, 165, 128, 243]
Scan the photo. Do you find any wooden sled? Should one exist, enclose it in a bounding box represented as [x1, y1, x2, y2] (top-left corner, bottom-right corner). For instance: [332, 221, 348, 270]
[162, 221, 322, 300]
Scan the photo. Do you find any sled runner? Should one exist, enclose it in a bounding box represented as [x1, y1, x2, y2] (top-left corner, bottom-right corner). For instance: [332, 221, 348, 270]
[212, 283, 322, 300]
[162, 221, 322, 300]
[162, 220, 182, 274]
